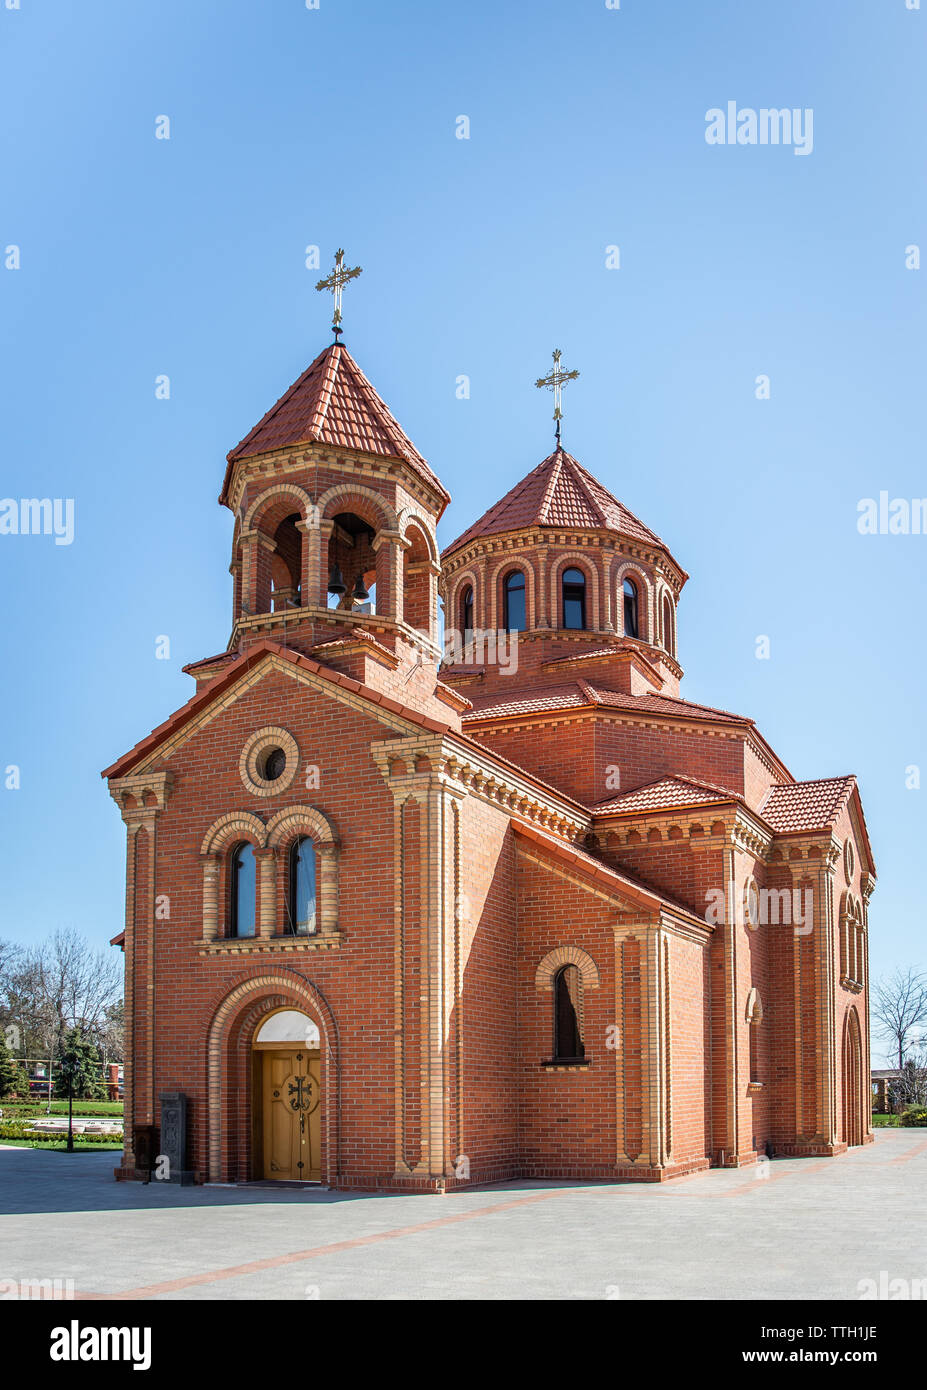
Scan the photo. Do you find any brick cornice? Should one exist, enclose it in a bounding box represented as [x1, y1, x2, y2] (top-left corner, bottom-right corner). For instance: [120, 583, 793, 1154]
[370, 731, 588, 840]
[441, 526, 687, 595]
[225, 443, 447, 523]
[107, 770, 174, 826]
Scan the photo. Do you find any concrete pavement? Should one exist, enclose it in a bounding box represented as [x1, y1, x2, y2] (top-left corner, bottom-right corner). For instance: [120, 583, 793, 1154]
[0, 1130, 924, 1300]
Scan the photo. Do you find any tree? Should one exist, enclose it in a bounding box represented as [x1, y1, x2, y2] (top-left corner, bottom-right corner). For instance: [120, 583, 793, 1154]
[32, 929, 122, 1038]
[890, 1054, 927, 1109]
[0, 1031, 28, 1099]
[99, 1000, 125, 1066]
[54, 1027, 106, 1101]
[1, 931, 121, 1061]
[871, 968, 927, 1071]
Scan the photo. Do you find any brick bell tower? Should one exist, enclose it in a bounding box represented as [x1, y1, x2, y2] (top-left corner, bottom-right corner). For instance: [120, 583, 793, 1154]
[185, 250, 461, 724]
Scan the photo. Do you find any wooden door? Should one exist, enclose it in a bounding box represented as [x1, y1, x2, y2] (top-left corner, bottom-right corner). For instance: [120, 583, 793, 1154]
[261, 1048, 321, 1181]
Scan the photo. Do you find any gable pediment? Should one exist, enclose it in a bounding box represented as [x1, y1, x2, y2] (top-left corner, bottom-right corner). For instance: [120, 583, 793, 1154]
[102, 642, 449, 781]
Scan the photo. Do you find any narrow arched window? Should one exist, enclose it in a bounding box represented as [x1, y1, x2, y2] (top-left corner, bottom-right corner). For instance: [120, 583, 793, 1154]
[503, 569, 526, 632]
[662, 594, 674, 657]
[461, 585, 474, 644]
[749, 1016, 761, 1083]
[562, 567, 586, 630]
[554, 965, 584, 1061]
[623, 577, 639, 639]
[287, 836, 317, 936]
[229, 841, 256, 938]
[747, 989, 763, 1082]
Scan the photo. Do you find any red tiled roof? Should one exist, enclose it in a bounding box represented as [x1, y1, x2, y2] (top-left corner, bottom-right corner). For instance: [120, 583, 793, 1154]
[221, 342, 449, 506]
[760, 777, 857, 834]
[442, 447, 670, 557]
[181, 650, 237, 675]
[591, 775, 740, 816]
[463, 680, 750, 727]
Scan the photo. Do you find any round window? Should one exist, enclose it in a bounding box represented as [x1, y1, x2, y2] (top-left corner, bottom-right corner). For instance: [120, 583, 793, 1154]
[261, 747, 287, 782]
[844, 839, 855, 883]
[239, 727, 299, 797]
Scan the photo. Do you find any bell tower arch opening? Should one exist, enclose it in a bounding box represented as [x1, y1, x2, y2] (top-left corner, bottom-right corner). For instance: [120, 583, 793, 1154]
[326, 511, 377, 613]
[271, 513, 302, 611]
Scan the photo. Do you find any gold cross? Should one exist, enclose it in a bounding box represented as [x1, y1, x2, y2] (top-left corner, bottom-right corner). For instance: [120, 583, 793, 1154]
[535, 349, 580, 446]
[315, 248, 363, 339]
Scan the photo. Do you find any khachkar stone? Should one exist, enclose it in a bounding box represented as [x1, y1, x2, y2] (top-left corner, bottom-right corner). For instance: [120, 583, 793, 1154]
[159, 1091, 194, 1185]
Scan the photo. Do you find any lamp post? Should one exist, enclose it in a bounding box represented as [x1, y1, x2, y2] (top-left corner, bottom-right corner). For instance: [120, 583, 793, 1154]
[47, 996, 63, 1117]
[58, 1052, 76, 1153]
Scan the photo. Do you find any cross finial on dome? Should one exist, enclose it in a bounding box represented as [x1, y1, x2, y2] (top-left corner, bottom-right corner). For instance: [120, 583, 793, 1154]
[535, 348, 580, 447]
[315, 248, 363, 341]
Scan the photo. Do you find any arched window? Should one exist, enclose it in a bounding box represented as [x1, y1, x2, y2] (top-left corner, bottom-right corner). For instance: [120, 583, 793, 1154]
[229, 841, 256, 938]
[561, 567, 586, 630]
[286, 836, 317, 936]
[553, 965, 585, 1061]
[747, 989, 763, 1083]
[460, 585, 474, 643]
[662, 594, 675, 657]
[503, 569, 526, 632]
[623, 577, 639, 639]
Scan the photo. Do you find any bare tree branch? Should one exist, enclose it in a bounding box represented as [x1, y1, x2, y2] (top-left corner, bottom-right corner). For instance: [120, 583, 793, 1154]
[871, 968, 927, 1070]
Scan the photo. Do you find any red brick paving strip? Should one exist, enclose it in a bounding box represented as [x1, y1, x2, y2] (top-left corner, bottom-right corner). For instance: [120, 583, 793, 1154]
[74, 1189, 563, 1300]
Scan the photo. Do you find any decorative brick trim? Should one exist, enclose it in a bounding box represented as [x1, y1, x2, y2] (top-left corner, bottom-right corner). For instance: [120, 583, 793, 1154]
[397, 505, 440, 563]
[195, 934, 342, 956]
[200, 810, 266, 856]
[317, 481, 399, 532]
[239, 726, 299, 798]
[108, 771, 174, 825]
[265, 804, 338, 848]
[534, 945, 601, 992]
[242, 483, 315, 530]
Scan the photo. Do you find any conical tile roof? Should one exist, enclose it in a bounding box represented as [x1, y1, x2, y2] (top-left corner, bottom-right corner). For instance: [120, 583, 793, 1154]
[442, 447, 665, 556]
[221, 342, 448, 506]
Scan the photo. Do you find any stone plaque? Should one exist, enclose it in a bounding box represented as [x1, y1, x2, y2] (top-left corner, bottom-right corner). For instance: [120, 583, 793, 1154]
[158, 1091, 193, 1184]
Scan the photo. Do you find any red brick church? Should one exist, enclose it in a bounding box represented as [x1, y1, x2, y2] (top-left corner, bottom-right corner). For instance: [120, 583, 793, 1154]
[104, 299, 875, 1188]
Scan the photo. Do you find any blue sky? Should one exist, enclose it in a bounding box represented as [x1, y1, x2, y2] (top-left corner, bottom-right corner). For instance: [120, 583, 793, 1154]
[0, 1, 924, 1052]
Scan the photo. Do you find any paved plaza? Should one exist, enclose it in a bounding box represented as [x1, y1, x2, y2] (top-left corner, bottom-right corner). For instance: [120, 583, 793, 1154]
[1, 1130, 925, 1300]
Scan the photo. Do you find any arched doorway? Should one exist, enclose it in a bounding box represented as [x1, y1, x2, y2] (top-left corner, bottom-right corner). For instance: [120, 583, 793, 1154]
[207, 975, 339, 1184]
[842, 1007, 864, 1148]
[252, 1009, 322, 1181]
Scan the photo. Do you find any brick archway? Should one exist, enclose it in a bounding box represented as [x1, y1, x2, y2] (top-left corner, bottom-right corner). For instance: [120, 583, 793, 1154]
[842, 1005, 864, 1148]
[206, 972, 340, 1183]
[534, 945, 601, 992]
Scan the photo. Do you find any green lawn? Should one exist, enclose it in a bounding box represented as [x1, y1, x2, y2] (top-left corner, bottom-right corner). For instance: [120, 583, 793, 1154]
[0, 1100, 123, 1119]
[0, 1137, 123, 1152]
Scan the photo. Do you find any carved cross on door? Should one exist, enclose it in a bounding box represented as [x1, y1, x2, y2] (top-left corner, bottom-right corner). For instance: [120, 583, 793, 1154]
[287, 1075, 315, 1112]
